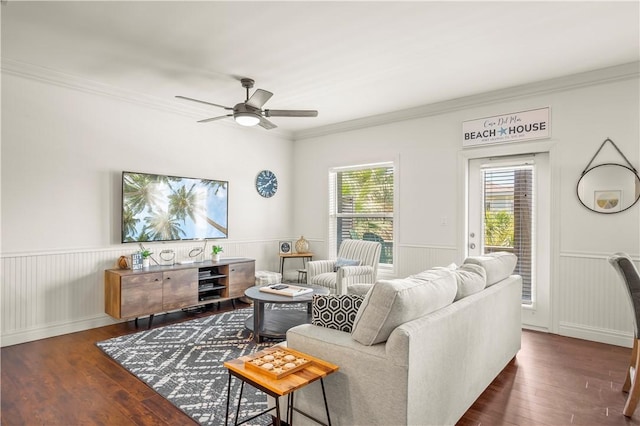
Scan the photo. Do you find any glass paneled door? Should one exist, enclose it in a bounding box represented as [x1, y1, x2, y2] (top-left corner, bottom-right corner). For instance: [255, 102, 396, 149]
[468, 153, 550, 330]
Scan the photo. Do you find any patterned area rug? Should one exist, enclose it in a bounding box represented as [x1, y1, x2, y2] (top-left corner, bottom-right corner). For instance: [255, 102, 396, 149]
[97, 307, 288, 425]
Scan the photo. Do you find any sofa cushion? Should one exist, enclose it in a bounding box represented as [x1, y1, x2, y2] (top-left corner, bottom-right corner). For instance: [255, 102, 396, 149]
[334, 257, 361, 272]
[312, 294, 364, 332]
[463, 252, 517, 286]
[453, 264, 486, 300]
[351, 269, 457, 345]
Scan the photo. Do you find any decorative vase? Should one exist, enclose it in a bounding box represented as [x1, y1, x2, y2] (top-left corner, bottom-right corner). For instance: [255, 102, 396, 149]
[213, 254, 221, 262]
[117, 256, 129, 269]
[142, 258, 150, 269]
[295, 235, 309, 253]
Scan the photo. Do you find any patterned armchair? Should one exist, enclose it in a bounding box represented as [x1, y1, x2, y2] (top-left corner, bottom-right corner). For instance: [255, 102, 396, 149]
[306, 239, 382, 294]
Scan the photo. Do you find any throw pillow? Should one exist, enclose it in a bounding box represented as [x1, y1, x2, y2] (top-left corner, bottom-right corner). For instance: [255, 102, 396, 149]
[453, 263, 487, 301]
[351, 269, 457, 346]
[463, 252, 517, 286]
[312, 294, 364, 333]
[334, 257, 361, 272]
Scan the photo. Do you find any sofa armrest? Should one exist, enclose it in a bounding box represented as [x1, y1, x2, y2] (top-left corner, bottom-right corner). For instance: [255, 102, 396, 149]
[339, 265, 374, 278]
[307, 260, 336, 278]
[286, 324, 408, 425]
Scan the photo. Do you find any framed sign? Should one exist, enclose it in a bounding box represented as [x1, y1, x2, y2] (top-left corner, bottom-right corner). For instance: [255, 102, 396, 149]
[463, 107, 550, 147]
[279, 241, 292, 254]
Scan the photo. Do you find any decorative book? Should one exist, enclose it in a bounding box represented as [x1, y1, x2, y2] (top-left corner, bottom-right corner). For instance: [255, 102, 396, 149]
[259, 284, 314, 297]
[244, 347, 312, 379]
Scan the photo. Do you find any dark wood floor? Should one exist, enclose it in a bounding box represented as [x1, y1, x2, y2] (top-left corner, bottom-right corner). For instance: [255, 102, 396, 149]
[2, 303, 640, 426]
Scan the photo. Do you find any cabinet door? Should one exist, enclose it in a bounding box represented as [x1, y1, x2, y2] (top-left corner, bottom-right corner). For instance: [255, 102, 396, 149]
[228, 261, 256, 298]
[121, 273, 163, 318]
[163, 269, 198, 310]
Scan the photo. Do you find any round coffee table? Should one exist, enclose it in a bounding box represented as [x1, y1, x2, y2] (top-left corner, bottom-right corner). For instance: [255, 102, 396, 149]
[244, 285, 330, 342]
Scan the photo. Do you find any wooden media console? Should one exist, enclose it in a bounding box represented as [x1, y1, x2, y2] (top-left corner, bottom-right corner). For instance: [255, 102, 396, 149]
[105, 257, 255, 325]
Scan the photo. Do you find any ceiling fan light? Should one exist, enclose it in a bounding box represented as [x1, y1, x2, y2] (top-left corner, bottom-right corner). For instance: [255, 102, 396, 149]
[234, 112, 260, 127]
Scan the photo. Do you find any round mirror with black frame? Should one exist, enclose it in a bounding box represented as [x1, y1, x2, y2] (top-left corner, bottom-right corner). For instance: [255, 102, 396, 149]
[576, 163, 640, 214]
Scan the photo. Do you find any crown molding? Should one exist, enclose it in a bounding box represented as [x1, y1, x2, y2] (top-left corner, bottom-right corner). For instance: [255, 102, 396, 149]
[3, 58, 636, 142]
[0, 58, 294, 139]
[293, 61, 640, 141]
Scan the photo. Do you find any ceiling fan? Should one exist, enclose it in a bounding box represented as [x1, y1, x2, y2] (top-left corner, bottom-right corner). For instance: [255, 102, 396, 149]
[176, 78, 318, 130]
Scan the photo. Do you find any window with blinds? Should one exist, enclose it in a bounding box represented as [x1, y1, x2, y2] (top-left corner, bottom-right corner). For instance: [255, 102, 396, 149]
[329, 162, 394, 265]
[482, 164, 535, 304]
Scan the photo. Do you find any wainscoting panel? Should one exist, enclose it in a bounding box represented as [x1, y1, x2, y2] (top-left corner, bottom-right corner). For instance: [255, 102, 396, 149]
[1, 249, 122, 347]
[4, 245, 637, 348]
[557, 253, 636, 347]
[304, 242, 458, 280]
[0, 240, 286, 347]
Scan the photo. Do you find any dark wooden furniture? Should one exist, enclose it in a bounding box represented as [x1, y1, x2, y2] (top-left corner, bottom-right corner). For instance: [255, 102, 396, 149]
[243, 285, 330, 343]
[223, 346, 338, 425]
[105, 258, 255, 326]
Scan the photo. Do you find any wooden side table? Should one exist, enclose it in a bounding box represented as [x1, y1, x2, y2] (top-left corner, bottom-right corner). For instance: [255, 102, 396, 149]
[279, 252, 313, 275]
[223, 346, 338, 425]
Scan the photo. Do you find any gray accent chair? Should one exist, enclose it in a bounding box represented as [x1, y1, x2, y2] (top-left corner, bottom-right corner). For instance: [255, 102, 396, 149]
[608, 252, 640, 417]
[306, 239, 382, 294]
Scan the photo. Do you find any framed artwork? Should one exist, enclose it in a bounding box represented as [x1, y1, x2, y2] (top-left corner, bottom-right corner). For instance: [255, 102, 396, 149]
[594, 190, 622, 213]
[279, 241, 292, 254]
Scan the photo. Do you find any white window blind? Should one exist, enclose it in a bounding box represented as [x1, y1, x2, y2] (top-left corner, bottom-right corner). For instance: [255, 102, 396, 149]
[482, 163, 535, 304]
[329, 162, 394, 265]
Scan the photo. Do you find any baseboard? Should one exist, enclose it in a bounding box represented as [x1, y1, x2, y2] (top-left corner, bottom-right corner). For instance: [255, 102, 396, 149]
[558, 321, 633, 348]
[1, 314, 119, 347]
[522, 323, 549, 333]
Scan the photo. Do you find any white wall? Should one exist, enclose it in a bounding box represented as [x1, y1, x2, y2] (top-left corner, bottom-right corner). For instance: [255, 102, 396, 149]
[2, 63, 639, 347]
[2, 72, 294, 251]
[293, 66, 640, 346]
[1, 69, 296, 345]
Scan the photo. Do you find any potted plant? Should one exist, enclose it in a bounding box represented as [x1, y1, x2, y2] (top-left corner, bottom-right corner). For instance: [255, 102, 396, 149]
[140, 249, 153, 268]
[211, 245, 223, 262]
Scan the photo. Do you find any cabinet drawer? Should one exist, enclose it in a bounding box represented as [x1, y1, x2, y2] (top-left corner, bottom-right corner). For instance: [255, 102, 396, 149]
[121, 273, 163, 318]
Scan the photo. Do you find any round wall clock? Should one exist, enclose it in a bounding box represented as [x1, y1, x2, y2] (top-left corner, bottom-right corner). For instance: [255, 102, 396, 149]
[255, 169, 278, 198]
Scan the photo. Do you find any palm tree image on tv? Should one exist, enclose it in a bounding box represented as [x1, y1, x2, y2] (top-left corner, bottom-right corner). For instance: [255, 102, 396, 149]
[122, 172, 228, 242]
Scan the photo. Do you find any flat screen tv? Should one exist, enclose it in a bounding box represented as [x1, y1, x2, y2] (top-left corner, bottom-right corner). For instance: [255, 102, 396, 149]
[121, 171, 228, 243]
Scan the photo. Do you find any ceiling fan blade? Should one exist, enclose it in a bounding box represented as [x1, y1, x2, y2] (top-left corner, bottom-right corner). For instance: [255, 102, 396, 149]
[258, 116, 278, 130]
[175, 95, 233, 110]
[265, 109, 318, 118]
[246, 89, 273, 109]
[197, 114, 233, 123]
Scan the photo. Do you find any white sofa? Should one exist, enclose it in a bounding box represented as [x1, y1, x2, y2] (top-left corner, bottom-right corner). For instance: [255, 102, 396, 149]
[283, 252, 522, 425]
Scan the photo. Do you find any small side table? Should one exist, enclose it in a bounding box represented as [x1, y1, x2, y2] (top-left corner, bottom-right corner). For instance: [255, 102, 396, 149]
[224, 346, 339, 426]
[280, 252, 313, 275]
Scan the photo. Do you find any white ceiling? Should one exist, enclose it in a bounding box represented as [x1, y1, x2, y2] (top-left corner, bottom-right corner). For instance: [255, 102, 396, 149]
[2, 1, 639, 136]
